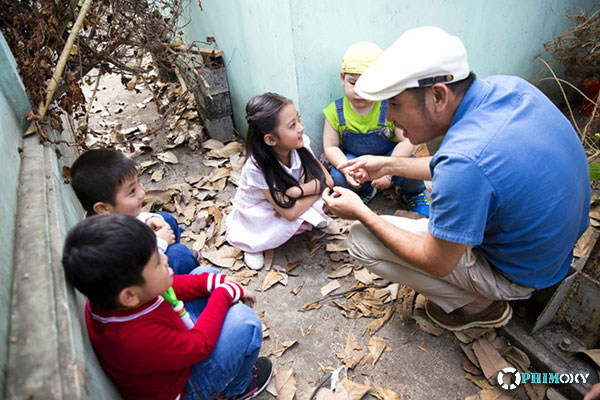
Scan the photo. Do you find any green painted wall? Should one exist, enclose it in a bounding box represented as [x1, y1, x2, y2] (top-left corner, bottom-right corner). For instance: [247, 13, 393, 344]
[183, 0, 596, 155]
[182, 0, 298, 137]
[0, 32, 29, 395]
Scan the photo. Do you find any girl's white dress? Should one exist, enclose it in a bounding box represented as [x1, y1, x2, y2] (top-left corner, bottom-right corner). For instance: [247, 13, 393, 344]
[226, 135, 329, 253]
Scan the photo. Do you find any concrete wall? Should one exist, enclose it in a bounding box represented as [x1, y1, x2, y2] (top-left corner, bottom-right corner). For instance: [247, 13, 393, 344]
[0, 33, 29, 397]
[182, 0, 597, 155]
[1, 32, 119, 399]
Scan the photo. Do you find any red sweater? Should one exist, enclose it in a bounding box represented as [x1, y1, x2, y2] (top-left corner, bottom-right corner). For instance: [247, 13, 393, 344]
[86, 272, 244, 400]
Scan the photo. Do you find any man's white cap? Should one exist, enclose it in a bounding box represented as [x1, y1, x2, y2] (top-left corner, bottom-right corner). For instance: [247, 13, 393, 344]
[355, 26, 470, 100]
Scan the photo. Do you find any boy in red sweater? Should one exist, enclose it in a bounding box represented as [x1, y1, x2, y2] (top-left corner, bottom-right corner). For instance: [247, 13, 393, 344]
[62, 214, 271, 400]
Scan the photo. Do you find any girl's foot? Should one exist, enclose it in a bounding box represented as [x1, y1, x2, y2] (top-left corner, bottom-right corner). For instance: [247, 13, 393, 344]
[244, 252, 264, 270]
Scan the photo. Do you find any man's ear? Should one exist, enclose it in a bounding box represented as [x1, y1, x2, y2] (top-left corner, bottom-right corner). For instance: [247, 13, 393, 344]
[117, 286, 142, 309]
[264, 133, 277, 147]
[430, 83, 450, 112]
[340, 72, 345, 83]
[93, 201, 113, 215]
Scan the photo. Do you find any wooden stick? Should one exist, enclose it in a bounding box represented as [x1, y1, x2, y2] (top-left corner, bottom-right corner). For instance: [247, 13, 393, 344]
[24, 0, 94, 136]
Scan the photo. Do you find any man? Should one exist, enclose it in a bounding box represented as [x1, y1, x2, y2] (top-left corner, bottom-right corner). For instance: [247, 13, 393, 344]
[322, 26, 590, 331]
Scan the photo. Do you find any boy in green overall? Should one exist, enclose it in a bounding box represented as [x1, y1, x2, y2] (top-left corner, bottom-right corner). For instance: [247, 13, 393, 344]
[322, 41, 429, 217]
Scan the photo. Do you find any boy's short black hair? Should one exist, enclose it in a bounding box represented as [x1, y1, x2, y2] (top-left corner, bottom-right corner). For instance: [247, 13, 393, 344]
[62, 214, 157, 309]
[70, 149, 138, 214]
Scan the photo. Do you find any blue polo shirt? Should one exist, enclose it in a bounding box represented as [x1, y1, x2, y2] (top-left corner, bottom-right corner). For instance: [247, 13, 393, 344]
[429, 76, 590, 289]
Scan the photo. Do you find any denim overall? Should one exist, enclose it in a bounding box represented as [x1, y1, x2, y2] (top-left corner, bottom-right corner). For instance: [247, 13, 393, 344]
[330, 98, 426, 197]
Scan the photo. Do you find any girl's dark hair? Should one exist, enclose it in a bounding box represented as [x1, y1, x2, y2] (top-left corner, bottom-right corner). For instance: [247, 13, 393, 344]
[62, 214, 156, 309]
[245, 92, 326, 208]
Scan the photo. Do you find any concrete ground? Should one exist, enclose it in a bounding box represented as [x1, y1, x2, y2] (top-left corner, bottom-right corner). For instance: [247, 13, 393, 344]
[81, 70, 599, 400]
[81, 71, 485, 399]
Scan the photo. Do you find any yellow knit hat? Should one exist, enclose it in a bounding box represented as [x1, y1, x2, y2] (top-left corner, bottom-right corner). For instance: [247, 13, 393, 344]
[341, 41, 384, 74]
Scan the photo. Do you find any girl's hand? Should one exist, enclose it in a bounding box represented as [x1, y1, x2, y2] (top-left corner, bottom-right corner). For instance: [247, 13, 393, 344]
[372, 175, 392, 190]
[146, 216, 168, 231]
[343, 170, 362, 189]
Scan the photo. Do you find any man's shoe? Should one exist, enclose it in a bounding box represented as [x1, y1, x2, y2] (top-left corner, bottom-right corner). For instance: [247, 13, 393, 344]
[217, 357, 273, 400]
[360, 187, 377, 204]
[425, 299, 512, 331]
[403, 191, 430, 218]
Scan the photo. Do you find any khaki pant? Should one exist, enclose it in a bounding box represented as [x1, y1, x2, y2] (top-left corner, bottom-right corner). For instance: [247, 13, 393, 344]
[347, 216, 534, 313]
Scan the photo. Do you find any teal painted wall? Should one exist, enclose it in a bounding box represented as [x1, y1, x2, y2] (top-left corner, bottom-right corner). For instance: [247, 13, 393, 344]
[0, 32, 29, 395]
[182, 0, 298, 137]
[183, 1, 596, 155]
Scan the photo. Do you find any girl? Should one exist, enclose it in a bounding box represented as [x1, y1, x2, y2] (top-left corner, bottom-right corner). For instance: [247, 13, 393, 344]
[226, 93, 334, 270]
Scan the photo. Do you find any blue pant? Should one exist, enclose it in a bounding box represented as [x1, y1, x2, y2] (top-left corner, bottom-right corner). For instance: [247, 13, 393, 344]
[184, 267, 262, 400]
[156, 212, 200, 275]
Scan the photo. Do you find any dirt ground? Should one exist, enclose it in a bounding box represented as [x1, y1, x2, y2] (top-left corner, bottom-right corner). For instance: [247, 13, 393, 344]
[79, 71, 528, 400]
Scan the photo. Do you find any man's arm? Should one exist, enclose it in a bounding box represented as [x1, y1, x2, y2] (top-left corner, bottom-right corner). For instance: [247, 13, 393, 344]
[323, 187, 465, 276]
[339, 154, 433, 183]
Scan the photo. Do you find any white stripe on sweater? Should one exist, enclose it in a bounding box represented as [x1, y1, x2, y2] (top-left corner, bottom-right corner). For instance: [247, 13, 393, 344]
[88, 297, 164, 324]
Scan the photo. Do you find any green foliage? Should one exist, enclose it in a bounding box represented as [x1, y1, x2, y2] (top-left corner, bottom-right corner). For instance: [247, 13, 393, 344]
[589, 161, 600, 182]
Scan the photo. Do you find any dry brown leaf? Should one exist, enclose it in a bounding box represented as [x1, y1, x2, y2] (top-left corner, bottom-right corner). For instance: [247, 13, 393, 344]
[354, 268, 374, 285]
[201, 246, 241, 268]
[460, 343, 481, 369]
[411, 314, 443, 337]
[208, 167, 231, 182]
[258, 270, 284, 292]
[157, 151, 179, 164]
[326, 242, 348, 252]
[206, 141, 244, 158]
[338, 331, 364, 369]
[292, 281, 304, 295]
[363, 304, 395, 336]
[454, 327, 492, 344]
[372, 383, 401, 400]
[464, 387, 512, 400]
[323, 218, 351, 235]
[207, 205, 222, 230]
[328, 265, 354, 279]
[503, 346, 530, 372]
[151, 168, 164, 182]
[472, 338, 510, 384]
[574, 225, 595, 257]
[579, 349, 600, 368]
[310, 245, 322, 257]
[231, 269, 258, 285]
[464, 373, 494, 390]
[285, 259, 301, 273]
[367, 336, 387, 366]
[264, 249, 274, 271]
[271, 339, 298, 358]
[274, 368, 296, 400]
[142, 189, 175, 211]
[338, 378, 370, 400]
[298, 301, 322, 312]
[461, 355, 482, 375]
[321, 280, 341, 296]
[203, 139, 225, 150]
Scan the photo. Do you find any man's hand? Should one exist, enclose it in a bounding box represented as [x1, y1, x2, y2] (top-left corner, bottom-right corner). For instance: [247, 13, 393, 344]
[337, 155, 388, 185]
[155, 225, 175, 245]
[371, 175, 392, 190]
[322, 187, 371, 220]
[146, 216, 168, 231]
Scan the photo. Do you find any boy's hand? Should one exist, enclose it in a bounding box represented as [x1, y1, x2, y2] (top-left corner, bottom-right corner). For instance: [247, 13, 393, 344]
[241, 289, 257, 308]
[146, 216, 168, 231]
[372, 175, 392, 190]
[155, 225, 175, 245]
